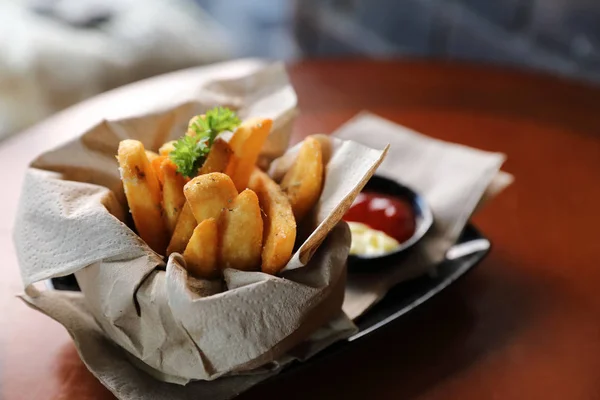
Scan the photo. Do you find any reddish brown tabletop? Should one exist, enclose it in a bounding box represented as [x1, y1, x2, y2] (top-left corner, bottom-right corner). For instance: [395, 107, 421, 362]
[2, 59, 600, 400]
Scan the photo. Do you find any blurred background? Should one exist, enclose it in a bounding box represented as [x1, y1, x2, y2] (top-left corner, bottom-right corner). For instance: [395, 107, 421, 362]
[1, 0, 599, 139]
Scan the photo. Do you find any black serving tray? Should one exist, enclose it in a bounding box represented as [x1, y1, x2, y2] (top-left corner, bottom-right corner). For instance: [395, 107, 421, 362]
[260, 223, 490, 382]
[352, 223, 489, 339]
[49, 223, 489, 382]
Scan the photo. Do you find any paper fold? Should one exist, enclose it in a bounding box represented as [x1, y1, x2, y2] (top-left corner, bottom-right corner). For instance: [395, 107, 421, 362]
[14, 61, 512, 400]
[334, 112, 512, 318]
[15, 62, 385, 386]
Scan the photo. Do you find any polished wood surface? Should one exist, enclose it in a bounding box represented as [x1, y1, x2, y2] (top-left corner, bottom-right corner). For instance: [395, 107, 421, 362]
[2, 59, 600, 399]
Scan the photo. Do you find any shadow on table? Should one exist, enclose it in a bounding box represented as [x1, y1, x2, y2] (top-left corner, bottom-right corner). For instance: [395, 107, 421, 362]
[239, 250, 554, 400]
[55, 343, 116, 400]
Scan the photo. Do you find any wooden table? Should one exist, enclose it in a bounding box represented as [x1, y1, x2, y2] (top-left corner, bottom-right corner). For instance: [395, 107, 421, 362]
[2, 59, 600, 400]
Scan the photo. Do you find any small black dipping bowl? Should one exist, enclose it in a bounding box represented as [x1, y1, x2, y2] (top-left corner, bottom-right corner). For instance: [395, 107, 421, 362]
[346, 175, 434, 273]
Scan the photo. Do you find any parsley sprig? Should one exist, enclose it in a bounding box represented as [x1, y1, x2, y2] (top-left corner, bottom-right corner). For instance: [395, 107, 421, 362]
[169, 107, 241, 177]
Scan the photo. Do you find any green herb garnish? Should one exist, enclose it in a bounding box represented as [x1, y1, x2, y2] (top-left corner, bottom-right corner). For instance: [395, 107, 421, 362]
[170, 107, 241, 177]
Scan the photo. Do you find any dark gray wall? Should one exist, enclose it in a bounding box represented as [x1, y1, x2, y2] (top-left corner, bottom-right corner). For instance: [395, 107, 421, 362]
[198, 0, 600, 83]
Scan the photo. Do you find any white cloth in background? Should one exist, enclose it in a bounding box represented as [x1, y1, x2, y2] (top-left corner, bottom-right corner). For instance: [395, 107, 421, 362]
[0, 0, 235, 138]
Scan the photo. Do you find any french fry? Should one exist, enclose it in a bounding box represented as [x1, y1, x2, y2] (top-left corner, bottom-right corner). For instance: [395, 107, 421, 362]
[158, 141, 176, 157]
[198, 138, 233, 175]
[248, 168, 296, 275]
[160, 158, 187, 234]
[219, 189, 263, 271]
[183, 218, 219, 279]
[166, 203, 196, 255]
[186, 115, 205, 137]
[225, 118, 273, 191]
[184, 172, 238, 223]
[151, 155, 167, 185]
[145, 150, 160, 163]
[117, 140, 168, 254]
[280, 136, 324, 222]
[166, 155, 235, 256]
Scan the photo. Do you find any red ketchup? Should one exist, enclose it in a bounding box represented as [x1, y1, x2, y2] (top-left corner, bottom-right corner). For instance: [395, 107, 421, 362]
[344, 191, 416, 244]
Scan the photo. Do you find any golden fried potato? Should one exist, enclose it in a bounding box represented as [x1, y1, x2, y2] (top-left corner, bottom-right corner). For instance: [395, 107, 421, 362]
[219, 189, 263, 271]
[248, 168, 296, 274]
[117, 140, 168, 254]
[183, 218, 219, 279]
[158, 141, 176, 157]
[160, 158, 187, 234]
[184, 172, 238, 223]
[145, 150, 160, 163]
[280, 136, 324, 221]
[151, 155, 167, 185]
[198, 138, 233, 175]
[225, 118, 273, 192]
[166, 203, 196, 255]
[186, 115, 205, 137]
[166, 168, 237, 256]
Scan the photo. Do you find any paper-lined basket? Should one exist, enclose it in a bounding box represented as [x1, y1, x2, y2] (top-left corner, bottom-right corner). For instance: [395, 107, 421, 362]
[14, 63, 387, 385]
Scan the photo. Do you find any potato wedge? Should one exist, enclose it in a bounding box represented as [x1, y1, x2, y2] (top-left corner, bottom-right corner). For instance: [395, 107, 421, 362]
[167, 171, 237, 256]
[145, 150, 160, 163]
[225, 118, 273, 191]
[159, 134, 231, 176]
[280, 136, 324, 221]
[166, 203, 196, 255]
[151, 155, 167, 185]
[184, 172, 238, 223]
[198, 138, 233, 175]
[219, 189, 263, 271]
[183, 218, 219, 279]
[160, 158, 187, 234]
[117, 140, 168, 254]
[186, 115, 205, 137]
[158, 141, 176, 157]
[248, 168, 296, 274]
